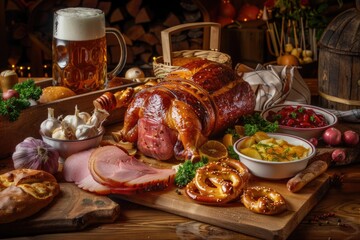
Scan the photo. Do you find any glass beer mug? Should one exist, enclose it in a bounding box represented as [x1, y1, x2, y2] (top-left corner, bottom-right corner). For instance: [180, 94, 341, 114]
[52, 7, 127, 94]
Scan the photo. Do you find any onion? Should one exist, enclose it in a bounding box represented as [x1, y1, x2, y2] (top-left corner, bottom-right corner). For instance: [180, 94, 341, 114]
[331, 149, 346, 163]
[12, 137, 59, 174]
[322, 127, 342, 146]
[2, 89, 19, 100]
[343, 130, 359, 146]
[125, 67, 145, 79]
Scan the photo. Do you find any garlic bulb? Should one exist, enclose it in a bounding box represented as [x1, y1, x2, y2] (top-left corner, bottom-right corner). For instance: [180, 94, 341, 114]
[12, 137, 59, 174]
[40, 108, 61, 136]
[63, 105, 86, 132]
[75, 124, 98, 140]
[78, 111, 91, 123]
[52, 121, 76, 140]
[87, 108, 110, 128]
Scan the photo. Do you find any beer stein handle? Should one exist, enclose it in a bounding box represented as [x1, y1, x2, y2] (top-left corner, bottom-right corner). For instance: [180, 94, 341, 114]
[105, 27, 127, 79]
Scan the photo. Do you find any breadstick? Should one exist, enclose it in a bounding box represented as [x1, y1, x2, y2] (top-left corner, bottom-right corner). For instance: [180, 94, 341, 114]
[287, 160, 328, 193]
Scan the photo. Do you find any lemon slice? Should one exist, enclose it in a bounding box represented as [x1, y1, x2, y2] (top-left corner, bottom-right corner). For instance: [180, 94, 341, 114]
[199, 140, 228, 162]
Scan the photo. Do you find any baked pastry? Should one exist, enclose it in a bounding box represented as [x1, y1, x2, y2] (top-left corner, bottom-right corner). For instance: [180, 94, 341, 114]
[0, 169, 60, 224]
[38, 86, 76, 103]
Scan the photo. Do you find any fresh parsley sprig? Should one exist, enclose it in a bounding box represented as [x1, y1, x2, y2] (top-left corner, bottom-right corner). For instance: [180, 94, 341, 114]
[241, 112, 279, 136]
[174, 157, 208, 188]
[0, 79, 42, 121]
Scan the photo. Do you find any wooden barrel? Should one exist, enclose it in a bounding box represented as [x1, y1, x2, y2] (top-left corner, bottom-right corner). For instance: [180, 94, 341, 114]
[318, 1, 360, 111]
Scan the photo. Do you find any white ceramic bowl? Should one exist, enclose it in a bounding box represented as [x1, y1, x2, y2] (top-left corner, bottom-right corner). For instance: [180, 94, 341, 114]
[41, 127, 104, 160]
[261, 104, 338, 140]
[233, 133, 316, 179]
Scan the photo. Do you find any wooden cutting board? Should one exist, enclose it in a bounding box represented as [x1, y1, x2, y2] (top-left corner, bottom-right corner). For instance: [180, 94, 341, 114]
[115, 173, 330, 240]
[0, 183, 120, 238]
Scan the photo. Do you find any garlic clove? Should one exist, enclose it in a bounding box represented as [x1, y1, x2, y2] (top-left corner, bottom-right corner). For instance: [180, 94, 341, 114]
[40, 108, 61, 137]
[52, 121, 76, 140]
[51, 127, 67, 140]
[75, 124, 98, 140]
[87, 108, 110, 129]
[78, 111, 91, 123]
[63, 105, 86, 132]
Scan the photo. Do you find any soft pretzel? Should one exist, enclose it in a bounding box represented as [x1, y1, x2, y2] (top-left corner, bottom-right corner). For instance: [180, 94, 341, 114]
[241, 186, 286, 215]
[218, 158, 251, 182]
[185, 160, 248, 205]
[0, 169, 60, 224]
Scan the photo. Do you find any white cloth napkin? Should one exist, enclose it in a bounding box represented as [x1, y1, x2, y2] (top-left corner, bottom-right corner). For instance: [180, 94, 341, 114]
[237, 64, 311, 111]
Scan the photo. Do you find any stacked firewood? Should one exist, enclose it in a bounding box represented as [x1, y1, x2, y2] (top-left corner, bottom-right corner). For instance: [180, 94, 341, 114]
[106, 0, 207, 67]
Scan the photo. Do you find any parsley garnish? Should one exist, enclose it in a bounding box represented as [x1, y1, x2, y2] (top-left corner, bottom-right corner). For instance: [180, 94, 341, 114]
[0, 79, 42, 121]
[174, 157, 208, 188]
[241, 112, 279, 136]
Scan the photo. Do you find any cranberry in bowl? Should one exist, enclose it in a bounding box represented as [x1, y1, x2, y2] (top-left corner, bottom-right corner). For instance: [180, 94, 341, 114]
[260, 104, 338, 140]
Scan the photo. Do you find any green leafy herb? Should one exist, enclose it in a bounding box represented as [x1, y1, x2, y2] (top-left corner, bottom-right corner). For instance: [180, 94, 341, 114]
[225, 128, 240, 139]
[310, 115, 315, 122]
[174, 157, 208, 188]
[227, 145, 239, 160]
[0, 97, 30, 121]
[0, 79, 42, 121]
[13, 79, 42, 100]
[241, 112, 279, 136]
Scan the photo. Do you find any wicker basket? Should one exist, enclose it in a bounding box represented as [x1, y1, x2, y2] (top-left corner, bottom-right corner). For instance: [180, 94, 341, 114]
[153, 22, 232, 78]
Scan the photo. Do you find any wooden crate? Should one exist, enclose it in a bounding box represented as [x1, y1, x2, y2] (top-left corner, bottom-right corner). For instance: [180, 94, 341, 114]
[0, 79, 139, 159]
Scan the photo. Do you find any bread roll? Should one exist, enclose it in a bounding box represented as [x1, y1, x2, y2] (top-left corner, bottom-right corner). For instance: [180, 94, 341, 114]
[0, 169, 60, 224]
[39, 86, 76, 103]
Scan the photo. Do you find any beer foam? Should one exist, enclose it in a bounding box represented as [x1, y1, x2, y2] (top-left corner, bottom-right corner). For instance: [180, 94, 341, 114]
[54, 8, 105, 41]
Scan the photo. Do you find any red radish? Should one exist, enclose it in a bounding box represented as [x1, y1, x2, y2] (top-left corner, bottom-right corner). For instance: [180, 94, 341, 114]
[322, 127, 342, 146]
[2, 89, 19, 100]
[343, 130, 359, 146]
[331, 149, 346, 163]
[309, 137, 318, 147]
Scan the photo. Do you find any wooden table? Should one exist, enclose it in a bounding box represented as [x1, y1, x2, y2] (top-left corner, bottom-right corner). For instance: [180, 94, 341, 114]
[1, 122, 359, 240]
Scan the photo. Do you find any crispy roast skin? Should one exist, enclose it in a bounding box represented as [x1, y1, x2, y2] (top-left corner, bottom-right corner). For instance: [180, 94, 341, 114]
[0, 169, 60, 224]
[118, 59, 256, 161]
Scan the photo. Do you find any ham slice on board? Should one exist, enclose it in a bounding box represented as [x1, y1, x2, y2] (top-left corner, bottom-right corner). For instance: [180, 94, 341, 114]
[63, 146, 175, 194]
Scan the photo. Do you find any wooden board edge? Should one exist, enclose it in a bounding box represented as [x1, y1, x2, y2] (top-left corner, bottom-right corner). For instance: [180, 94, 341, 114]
[115, 173, 331, 240]
[276, 173, 331, 240]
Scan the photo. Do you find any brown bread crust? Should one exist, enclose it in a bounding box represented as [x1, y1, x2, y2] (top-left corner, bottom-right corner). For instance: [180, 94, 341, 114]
[0, 169, 60, 224]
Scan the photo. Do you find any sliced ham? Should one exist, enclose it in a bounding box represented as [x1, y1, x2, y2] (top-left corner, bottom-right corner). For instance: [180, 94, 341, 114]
[63, 145, 175, 194]
[63, 148, 95, 183]
[89, 146, 175, 190]
[64, 148, 143, 195]
[63, 148, 110, 194]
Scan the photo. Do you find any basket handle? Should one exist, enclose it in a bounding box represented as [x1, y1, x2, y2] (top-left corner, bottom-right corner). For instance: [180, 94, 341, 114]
[161, 22, 222, 65]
